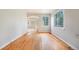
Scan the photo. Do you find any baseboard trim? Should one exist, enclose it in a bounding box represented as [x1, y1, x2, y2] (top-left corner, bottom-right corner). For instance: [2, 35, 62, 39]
[0, 32, 26, 49]
[51, 33, 78, 50]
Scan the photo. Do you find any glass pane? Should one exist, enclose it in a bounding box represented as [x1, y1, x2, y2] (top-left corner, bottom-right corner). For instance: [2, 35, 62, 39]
[43, 16, 48, 26]
[54, 10, 64, 27]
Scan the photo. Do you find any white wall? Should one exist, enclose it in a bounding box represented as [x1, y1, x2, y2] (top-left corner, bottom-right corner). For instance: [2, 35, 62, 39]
[27, 14, 51, 32]
[0, 10, 27, 48]
[38, 14, 51, 32]
[51, 9, 79, 49]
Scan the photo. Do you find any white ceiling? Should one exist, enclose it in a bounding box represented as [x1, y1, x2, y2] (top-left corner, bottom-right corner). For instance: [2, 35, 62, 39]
[26, 9, 55, 14]
[0, 9, 56, 15]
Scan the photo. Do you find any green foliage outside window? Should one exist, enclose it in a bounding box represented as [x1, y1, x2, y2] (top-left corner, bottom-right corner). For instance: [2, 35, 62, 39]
[43, 16, 48, 26]
[54, 10, 64, 27]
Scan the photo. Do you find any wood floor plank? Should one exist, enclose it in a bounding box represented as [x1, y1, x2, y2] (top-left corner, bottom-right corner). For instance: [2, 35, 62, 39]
[1, 32, 73, 50]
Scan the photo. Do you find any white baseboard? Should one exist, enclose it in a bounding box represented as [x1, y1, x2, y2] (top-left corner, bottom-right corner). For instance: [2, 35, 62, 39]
[0, 32, 26, 49]
[51, 32, 78, 50]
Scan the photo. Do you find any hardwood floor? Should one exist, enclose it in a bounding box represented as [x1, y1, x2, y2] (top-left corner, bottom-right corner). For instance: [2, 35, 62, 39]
[1, 32, 73, 50]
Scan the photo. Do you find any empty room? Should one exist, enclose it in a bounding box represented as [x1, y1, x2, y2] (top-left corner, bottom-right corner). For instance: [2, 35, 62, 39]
[0, 9, 79, 50]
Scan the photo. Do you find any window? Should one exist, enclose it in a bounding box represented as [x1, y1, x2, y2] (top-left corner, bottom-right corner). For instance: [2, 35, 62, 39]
[43, 16, 48, 26]
[54, 10, 64, 27]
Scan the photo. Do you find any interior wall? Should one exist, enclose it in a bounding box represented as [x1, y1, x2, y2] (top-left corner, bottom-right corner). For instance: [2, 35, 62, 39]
[38, 14, 51, 32]
[51, 9, 79, 49]
[0, 9, 27, 48]
[27, 14, 51, 32]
